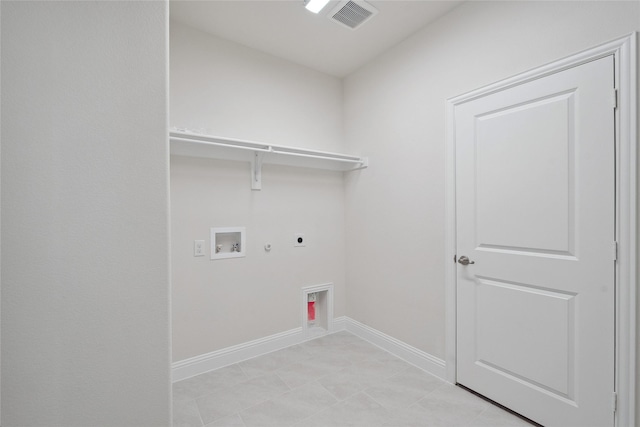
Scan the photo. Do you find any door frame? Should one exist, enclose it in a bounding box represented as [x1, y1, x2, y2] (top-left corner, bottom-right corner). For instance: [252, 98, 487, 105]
[445, 33, 637, 427]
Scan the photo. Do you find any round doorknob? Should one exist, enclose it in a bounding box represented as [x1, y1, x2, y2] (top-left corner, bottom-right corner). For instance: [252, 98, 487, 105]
[458, 256, 475, 265]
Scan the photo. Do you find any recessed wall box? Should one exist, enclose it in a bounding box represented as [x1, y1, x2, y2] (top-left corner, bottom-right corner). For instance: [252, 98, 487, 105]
[210, 227, 246, 260]
[302, 283, 333, 337]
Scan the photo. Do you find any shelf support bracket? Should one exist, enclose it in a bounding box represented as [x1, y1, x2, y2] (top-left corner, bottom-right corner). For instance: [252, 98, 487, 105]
[251, 151, 265, 190]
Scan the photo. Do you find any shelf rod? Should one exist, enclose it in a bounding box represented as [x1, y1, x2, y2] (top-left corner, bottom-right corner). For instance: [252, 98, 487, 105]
[170, 132, 364, 164]
[169, 131, 368, 191]
[170, 136, 273, 153]
[270, 149, 363, 164]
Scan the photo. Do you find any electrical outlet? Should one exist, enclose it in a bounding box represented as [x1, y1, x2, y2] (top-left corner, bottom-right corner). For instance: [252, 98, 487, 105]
[294, 233, 305, 247]
[194, 240, 205, 257]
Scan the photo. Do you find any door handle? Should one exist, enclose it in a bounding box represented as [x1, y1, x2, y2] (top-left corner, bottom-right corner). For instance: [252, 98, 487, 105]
[458, 256, 475, 265]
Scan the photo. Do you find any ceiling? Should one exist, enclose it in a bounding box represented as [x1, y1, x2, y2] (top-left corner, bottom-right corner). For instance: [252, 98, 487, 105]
[170, 0, 464, 77]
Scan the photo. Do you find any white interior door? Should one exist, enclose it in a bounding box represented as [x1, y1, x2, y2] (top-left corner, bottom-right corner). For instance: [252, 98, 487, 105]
[455, 56, 615, 427]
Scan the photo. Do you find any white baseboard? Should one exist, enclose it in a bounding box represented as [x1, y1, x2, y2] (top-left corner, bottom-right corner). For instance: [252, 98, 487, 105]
[171, 316, 446, 383]
[333, 315, 347, 331]
[172, 327, 305, 382]
[343, 317, 447, 381]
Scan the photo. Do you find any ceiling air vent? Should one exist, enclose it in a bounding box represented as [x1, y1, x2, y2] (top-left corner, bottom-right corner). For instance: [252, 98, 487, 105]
[328, 0, 378, 30]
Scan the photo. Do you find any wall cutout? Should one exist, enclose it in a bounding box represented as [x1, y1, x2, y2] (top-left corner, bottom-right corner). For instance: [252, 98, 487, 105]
[211, 227, 246, 260]
[302, 283, 334, 337]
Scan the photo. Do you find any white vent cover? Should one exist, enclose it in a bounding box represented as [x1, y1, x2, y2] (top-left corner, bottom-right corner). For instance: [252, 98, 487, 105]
[328, 0, 378, 30]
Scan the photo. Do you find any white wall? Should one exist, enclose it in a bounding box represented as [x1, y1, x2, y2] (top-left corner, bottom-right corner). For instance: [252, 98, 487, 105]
[343, 0, 639, 362]
[171, 22, 343, 152]
[1, 2, 171, 425]
[170, 22, 346, 362]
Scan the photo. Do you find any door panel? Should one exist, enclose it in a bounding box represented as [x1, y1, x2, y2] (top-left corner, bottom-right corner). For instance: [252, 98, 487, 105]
[455, 56, 614, 427]
[475, 277, 575, 398]
[476, 92, 574, 255]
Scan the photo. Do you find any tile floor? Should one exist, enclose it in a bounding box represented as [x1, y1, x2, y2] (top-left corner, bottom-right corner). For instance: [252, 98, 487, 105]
[173, 331, 532, 427]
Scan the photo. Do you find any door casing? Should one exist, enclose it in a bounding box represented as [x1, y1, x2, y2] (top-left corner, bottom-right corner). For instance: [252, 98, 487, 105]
[445, 33, 637, 427]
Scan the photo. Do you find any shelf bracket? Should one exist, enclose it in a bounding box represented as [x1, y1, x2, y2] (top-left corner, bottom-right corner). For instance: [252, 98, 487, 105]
[251, 151, 265, 190]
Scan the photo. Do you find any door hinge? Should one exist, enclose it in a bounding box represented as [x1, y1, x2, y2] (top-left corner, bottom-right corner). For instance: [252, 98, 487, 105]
[611, 392, 617, 413]
[612, 241, 618, 261]
[612, 89, 618, 109]
[453, 254, 457, 263]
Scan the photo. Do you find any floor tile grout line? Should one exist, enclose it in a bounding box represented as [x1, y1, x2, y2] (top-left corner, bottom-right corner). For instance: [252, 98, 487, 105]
[293, 390, 343, 426]
[175, 332, 528, 427]
[196, 398, 206, 427]
[199, 372, 296, 425]
[236, 410, 248, 427]
[236, 362, 252, 379]
[284, 380, 342, 427]
[179, 334, 363, 425]
[361, 387, 429, 412]
[227, 376, 294, 417]
[237, 372, 363, 426]
[361, 388, 388, 409]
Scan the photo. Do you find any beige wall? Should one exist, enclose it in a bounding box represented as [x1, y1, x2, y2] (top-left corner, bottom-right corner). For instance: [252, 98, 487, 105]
[1, 1, 171, 425]
[3, 1, 635, 425]
[343, 0, 639, 420]
[172, 1, 640, 424]
[170, 22, 344, 152]
[344, 0, 638, 364]
[170, 22, 347, 362]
